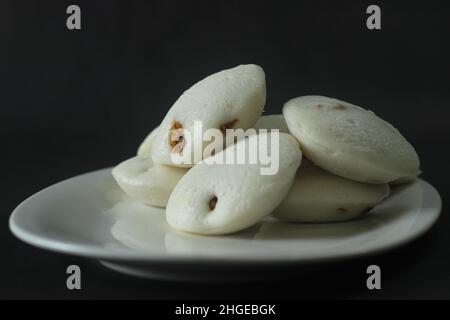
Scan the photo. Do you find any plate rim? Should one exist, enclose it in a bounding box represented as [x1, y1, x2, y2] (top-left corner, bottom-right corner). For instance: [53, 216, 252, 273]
[9, 168, 442, 264]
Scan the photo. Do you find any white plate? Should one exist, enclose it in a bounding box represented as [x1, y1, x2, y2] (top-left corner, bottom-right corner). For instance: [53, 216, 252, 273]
[9, 168, 441, 281]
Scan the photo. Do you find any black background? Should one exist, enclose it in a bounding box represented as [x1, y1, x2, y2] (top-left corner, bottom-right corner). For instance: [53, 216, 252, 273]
[1, 0, 449, 299]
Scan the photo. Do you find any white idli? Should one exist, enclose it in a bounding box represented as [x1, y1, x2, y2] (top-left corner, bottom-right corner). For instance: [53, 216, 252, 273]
[166, 132, 302, 235]
[137, 126, 159, 156]
[273, 160, 390, 223]
[151, 64, 266, 167]
[283, 96, 420, 183]
[254, 114, 289, 133]
[112, 155, 188, 207]
[390, 172, 420, 187]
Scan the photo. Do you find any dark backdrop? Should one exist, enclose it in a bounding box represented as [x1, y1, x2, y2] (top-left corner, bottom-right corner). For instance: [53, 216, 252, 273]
[1, 0, 449, 299]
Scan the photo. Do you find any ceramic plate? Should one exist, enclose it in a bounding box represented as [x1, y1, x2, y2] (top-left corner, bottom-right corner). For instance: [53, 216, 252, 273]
[9, 168, 441, 281]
